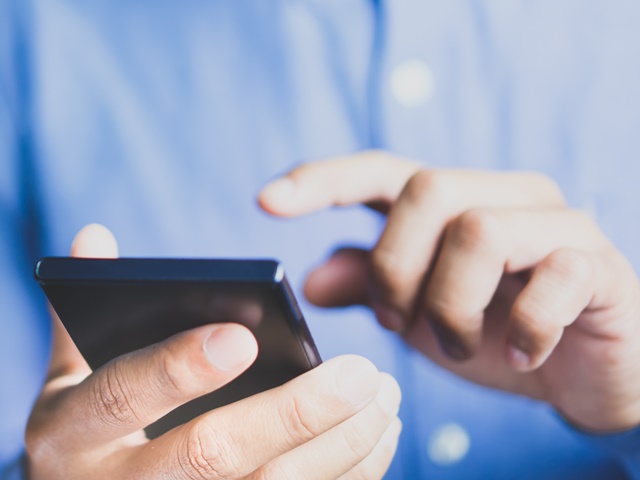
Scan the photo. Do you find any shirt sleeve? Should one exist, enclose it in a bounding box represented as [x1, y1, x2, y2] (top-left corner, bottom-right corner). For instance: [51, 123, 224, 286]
[0, 0, 52, 475]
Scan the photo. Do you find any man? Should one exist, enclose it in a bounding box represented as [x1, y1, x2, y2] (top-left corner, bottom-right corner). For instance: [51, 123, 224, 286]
[2, 0, 639, 478]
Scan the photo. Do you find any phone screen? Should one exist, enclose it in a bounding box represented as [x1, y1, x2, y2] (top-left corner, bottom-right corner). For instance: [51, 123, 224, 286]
[35, 258, 321, 437]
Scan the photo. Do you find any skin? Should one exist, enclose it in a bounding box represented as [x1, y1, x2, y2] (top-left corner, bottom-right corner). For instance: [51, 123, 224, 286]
[259, 151, 640, 433]
[26, 224, 402, 479]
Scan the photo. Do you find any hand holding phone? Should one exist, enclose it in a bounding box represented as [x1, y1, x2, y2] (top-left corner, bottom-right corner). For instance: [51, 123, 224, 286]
[26, 225, 402, 480]
[36, 254, 322, 435]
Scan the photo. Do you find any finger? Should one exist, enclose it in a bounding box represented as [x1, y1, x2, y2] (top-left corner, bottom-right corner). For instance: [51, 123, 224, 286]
[422, 208, 608, 360]
[371, 171, 564, 331]
[419, 209, 511, 359]
[42, 323, 258, 448]
[251, 373, 401, 480]
[258, 151, 420, 217]
[505, 248, 602, 371]
[304, 248, 369, 307]
[70, 223, 119, 259]
[48, 224, 119, 381]
[140, 355, 381, 479]
[339, 417, 402, 480]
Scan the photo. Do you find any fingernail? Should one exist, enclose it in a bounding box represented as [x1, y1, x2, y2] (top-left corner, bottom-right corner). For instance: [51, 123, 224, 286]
[430, 322, 473, 361]
[375, 304, 405, 332]
[203, 326, 257, 371]
[506, 344, 531, 371]
[261, 178, 296, 204]
[336, 357, 379, 407]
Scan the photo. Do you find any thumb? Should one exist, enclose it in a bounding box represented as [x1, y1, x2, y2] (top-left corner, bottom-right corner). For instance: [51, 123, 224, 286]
[304, 248, 370, 308]
[47, 224, 119, 381]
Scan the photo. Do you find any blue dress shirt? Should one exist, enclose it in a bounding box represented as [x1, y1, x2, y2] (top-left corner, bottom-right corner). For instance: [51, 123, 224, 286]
[2, 0, 640, 478]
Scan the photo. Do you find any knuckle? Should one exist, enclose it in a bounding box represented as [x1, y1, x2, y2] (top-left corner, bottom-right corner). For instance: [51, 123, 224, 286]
[606, 248, 635, 278]
[178, 423, 241, 480]
[544, 248, 593, 285]
[278, 395, 320, 443]
[569, 209, 602, 236]
[339, 418, 376, 461]
[251, 462, 290, 480]
[424, 297, 482, 359]
[571, 208, 595, 226]
[369, 247, 419, 293]
[403, 170, 452, 209]
[369, 251, 417, 315]
[510, 297, 554, 343]
[158, 348, 195, 399]
[529, 173, 565, 205]
[568, 210, 614, 250]
[90, 361, 139, 426]
[344, 465, 372, 480]
[448, 209, 503, 253]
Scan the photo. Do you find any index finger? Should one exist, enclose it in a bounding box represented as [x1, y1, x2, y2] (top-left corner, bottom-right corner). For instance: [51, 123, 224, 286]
[139, 355, 385, 479]
[258, 151, 420, 217]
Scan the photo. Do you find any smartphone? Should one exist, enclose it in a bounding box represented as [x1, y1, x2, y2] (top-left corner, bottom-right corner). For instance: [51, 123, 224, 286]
[35, 257, 322, 437]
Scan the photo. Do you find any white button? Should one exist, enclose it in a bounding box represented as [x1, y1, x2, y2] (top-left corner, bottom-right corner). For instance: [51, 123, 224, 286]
[390, 60, 435, 108]
[427, 423, 470, 466]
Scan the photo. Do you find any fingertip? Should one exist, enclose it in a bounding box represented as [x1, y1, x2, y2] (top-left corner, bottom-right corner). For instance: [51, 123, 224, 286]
[71, 223, 119, 258]
[376, 372, 402, 417]
[378, 372, 402, 402]
[258, 177, 297, 216]
[386, 416, 403, 445]
[303, 267, 329, 306]
[304, 249, 369, 307]
[394, 416, 403, 435]
[303, 261, 348, 306]
[334, 355, 381, 408]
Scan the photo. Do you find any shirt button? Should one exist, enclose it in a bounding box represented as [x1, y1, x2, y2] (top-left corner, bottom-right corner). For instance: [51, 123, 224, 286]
[390, 59, 436, 108]
[427, 423, 471, 466]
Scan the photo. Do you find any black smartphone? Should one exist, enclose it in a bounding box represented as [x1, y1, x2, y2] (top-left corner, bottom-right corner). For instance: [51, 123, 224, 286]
[35, 257, 322, 437]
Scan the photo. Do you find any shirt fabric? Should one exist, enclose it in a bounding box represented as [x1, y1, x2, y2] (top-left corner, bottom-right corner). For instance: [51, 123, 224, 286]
[1, 0, 640, 478]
